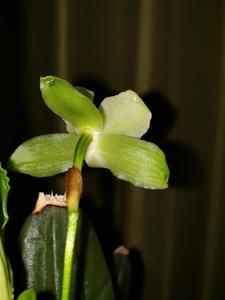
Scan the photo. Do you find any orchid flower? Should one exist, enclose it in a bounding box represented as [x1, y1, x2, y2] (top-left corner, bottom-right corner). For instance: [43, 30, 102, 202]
[8, 76, 169, 189]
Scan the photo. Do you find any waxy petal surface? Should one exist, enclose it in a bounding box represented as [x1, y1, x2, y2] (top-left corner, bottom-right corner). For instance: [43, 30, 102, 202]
[86, 134, 169, 189]
[8, 134, 78, 177]
[99, 90, 151, 138]
[40, 76, 103, 134]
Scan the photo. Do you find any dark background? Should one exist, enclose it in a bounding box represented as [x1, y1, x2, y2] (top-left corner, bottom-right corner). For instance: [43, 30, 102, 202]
[1, 1, 225, 299]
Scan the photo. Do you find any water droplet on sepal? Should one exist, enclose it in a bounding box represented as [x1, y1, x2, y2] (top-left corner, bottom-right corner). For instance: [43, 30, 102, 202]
[45, 77, 55, 86]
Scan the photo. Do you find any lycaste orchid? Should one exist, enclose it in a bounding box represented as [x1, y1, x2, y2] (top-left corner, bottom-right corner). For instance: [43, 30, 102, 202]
[8, 76, 169, 189]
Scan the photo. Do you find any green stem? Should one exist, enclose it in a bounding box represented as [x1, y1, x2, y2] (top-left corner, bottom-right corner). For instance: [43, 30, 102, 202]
[73, 133, 93, 171]
[61, 212, 79, 300]
[61, 133, 92, 300]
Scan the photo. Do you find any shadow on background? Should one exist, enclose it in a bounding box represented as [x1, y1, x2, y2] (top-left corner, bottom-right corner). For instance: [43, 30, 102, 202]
[143, 90, 204, 188]
[128, 249, 145, 300]
[38, 292, 55, 300]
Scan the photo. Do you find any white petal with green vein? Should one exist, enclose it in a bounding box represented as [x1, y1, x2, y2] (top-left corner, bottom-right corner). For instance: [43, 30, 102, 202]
[8, 134, 78, 177]
[86, 135, 169, 189]
[99, 90, 151, 138]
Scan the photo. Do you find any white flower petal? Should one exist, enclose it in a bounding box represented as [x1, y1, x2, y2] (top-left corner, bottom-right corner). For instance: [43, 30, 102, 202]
[99, 90, 151, 138]
[85, 134, 169, 189]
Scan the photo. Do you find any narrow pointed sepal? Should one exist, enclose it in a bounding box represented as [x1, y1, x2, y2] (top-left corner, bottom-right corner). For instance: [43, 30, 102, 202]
[8, 134, 78, 177]
[86, 135, 169, 189]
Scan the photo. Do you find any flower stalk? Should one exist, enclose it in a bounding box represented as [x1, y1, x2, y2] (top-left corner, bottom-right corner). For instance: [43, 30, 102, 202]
[61, 133, 92, 300]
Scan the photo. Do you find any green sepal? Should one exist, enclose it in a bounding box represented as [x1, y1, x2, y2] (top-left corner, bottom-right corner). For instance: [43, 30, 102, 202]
[75, 86, 94, 101]
[8, 134, 78, 177]
[86, 134, 169, 189]
[64, 87, 94, 133]
[17, 289, 36, 300]
[40, 76, 103, 134]
[20, 206, 116, 300]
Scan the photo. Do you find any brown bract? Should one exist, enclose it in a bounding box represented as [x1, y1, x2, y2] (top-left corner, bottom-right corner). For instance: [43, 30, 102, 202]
[65, 167, 83, 212]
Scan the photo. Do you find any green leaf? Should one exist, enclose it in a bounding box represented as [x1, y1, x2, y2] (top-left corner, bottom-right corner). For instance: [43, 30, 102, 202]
[17, 289, 36, 300]
[0, 166, 13, 300]
[20, 206, 116, 300]
[86, 134, 169, 189]
[40, 76, 103, 134]
[8, 134, 78, 177]
[0, 166, 10, 231]
[0, 239, 14, 300]
[99, 90, 151, 138]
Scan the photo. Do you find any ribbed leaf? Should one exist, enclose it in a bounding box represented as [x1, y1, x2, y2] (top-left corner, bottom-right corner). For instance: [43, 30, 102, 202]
[0, 239, 13, 300]
[0, 166, 10, 231]
[17, 289, 36, 300]
[8, 134, 78, 177]
[20, 207, 116, 300]
[0, 166, 13, 300]
[99, 90, 151, 138]
[40, 76, 103, 134]
[86, 134, 169, 189]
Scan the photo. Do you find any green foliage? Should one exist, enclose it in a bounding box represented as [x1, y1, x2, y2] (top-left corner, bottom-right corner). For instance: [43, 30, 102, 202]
[0, 166, 13, 300]
[20, 206, 116, 300]
[0, 166, 37, 300]
[0, 165, 10, 231]
[0, 239, 14, 300]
